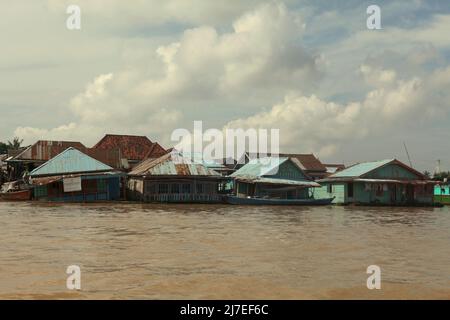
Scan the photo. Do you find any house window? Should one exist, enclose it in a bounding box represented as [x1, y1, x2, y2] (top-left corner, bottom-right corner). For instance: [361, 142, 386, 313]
[170, 184, 180, 194]
[182, 183, 191, 194]
[196, 183, 203, 194]
[327, 184, 333, 193]
[158, 183, 168, 194]
[348, 182, 354, 198]
[146, 183, 156, 194]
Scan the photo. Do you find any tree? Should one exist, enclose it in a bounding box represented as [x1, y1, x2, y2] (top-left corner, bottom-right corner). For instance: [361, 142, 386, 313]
[423, 170, 431, 179]
[7, 137, 23, 150]
[433, 171, 450, 181]
[0, 142, 8, 154]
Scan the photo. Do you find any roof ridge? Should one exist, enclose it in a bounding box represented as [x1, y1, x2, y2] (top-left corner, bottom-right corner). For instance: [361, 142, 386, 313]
[30, 147, 113, 176]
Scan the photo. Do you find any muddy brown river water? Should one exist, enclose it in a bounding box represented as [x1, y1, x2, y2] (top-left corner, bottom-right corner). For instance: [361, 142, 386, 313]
[0, 201, 449, 299]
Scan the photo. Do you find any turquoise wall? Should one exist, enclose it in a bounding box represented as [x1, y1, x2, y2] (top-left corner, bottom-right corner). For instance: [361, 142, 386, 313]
[266, 160, 308, 181]
[434, 185, 450, 195]
[316, 181, 433, 205]
[315, 183, 347, 204]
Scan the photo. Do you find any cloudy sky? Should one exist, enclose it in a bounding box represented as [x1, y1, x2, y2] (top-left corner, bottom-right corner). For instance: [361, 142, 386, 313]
[1, 0, 450, 171]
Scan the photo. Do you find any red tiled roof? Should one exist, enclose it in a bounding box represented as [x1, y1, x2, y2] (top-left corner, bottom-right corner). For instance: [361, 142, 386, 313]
[144, 142, 168, 159]
[93, 134, 166, 161]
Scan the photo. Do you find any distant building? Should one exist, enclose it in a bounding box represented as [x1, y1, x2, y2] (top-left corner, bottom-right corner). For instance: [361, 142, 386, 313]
[316, 159, 436, 205]
[234, 152, 328, 180]
[434, 182, 450, 205]
[324, 163, 346, 176]
[230, 157, 320, 199]
[127, 151, 228, 203]
[30, 147, 123, 202]
[93, 134, 167, 169]
[278, 153, 328, 180]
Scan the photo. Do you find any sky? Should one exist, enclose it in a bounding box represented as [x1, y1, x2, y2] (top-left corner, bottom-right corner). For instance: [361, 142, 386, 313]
[1, 0, 450, 171]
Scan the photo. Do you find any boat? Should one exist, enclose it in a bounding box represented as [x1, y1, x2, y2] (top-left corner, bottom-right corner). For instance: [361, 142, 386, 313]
[225, 195, 334, 205]
[0, 180, 32, 201]
[0, 189, 31, 201]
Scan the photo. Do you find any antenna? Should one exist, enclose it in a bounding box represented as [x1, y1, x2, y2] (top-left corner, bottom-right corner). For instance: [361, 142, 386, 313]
[435, 159, 441, 176]
[403, 142, 413, 168]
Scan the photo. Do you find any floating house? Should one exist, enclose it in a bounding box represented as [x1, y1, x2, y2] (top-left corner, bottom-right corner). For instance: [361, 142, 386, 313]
[127, 152, 228, 203]
[316, 159, 436, 205]
[434, 183, 450, 205]
[30, 147, 123, 202]
[93, 134, 167, 170]
[230, 157, 321, 199]
[234, 152, 328, 180]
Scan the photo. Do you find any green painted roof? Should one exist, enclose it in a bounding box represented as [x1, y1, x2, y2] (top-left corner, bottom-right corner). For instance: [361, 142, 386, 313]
[231, 157, 289, 178]
[30, 147, 113, 177]
[330, 159, 394, 178]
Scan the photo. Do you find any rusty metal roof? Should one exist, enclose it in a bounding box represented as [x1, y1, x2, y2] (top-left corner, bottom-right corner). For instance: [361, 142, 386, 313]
[278, 153, 327, 172]
[129, 152, 222, 176]
[93, 134, 166, 161]
[13, 140, 86, 161]
[9, 140, 122, 169]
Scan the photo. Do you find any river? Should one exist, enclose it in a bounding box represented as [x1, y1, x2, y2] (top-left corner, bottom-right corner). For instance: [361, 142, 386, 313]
[0, 202, 449, 299]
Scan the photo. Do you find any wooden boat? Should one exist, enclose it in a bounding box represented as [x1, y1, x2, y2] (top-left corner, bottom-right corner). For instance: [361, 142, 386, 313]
[0, 189, 31, 201]
[225, 195, 334, 205]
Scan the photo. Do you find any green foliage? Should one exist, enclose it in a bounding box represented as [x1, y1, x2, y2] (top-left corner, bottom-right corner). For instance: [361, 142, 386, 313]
[433, 171, 450, 180]
[0, 142, 8, 154]
[7, 137, 23, 150]
[0, 137, 23, 154]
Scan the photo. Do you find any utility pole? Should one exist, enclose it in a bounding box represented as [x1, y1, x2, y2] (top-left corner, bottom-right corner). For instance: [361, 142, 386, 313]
[403, 142, 412, 168]
[434, 159, 441, 176]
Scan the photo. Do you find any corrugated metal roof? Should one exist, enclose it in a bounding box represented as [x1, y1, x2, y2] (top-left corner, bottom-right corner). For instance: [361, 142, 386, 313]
[329, 159, 394, 178]
[30, 148, 113, 177]
[13, 140, 86, 161]
[9, 140, 122, 169]
[129, 152, 222, 176]
[231, 157, 289, 178]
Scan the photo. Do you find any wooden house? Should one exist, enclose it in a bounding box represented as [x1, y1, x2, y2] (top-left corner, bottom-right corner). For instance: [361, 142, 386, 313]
[316, 159, 436, 205]
[30, 148, 123, 202]
[127, 152, 228, 203]
[230, 157, 320, 199]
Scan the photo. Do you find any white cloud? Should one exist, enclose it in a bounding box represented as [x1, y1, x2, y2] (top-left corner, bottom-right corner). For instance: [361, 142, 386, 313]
[225, 66, 450, 159]
[14, 2, 319, 146]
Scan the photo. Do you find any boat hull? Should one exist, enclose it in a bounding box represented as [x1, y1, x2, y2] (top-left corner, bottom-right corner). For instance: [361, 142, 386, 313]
[0, 190, 31, 201]
[225, 196, 334, 205]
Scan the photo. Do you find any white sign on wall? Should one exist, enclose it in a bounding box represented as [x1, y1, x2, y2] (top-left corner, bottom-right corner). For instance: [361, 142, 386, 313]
[63, 177, 82, 192]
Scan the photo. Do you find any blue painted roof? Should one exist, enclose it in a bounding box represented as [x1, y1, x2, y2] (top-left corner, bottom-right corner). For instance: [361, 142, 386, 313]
[231, 157, 290, 178]
[30, 147, 113, 177]
[330, 159, 394, 178]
